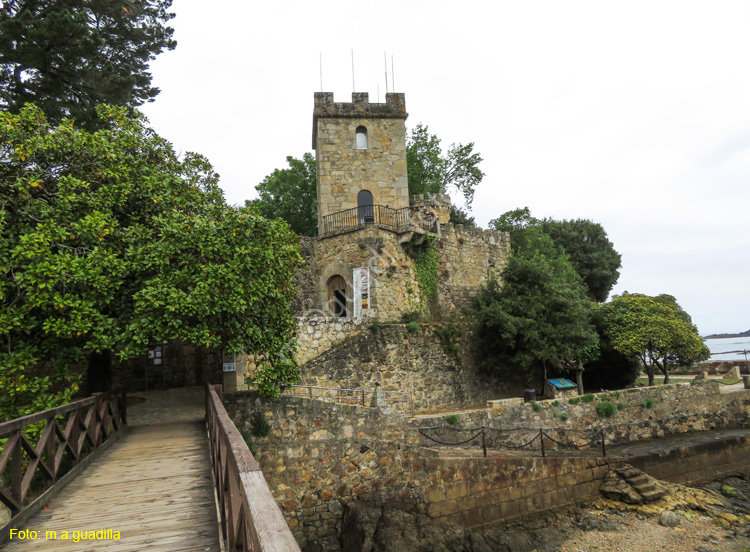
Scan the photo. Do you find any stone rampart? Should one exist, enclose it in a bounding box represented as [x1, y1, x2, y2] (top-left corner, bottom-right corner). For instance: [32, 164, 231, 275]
[419, 383, 750, 450]
[298, 323, 513, 412]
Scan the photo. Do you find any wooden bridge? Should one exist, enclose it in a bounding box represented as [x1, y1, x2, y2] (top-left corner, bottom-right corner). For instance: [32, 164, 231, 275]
[0, 385, 300, 551]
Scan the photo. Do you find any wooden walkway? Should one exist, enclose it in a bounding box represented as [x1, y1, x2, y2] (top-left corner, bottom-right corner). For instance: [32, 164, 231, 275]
[4, 421, 221, 551]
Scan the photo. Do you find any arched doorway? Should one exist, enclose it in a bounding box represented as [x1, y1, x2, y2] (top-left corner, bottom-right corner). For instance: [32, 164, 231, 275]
[327, 275, 347, 317]
[357, 189, 374, 224]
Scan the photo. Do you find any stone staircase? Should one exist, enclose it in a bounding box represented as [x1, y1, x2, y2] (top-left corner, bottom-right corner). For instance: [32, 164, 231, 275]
[601, 464, 667, 504]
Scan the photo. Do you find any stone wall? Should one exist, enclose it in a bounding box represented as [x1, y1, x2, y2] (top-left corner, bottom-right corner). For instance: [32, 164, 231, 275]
[225, 393, 428, 551]
[313, 92, 409, 235]
[435, 224, 510, 313]
[419, 383, 750, 450]
[292, 224, 510, 337]
[226, 390, 750, 552]
[298, 323, 514, 413]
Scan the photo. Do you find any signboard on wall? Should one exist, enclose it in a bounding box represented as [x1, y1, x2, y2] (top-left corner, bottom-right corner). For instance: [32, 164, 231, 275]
[352, 267, 370, 318]
[223, 351, 236, 372]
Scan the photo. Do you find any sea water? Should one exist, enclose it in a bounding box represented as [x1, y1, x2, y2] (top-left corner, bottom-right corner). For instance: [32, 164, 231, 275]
[704, 336, 750, 361]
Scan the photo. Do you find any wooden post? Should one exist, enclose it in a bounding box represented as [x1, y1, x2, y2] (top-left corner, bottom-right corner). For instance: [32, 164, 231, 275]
[11, 431, 22, 516]
[361, 389, 365, 406]
[539, 428, 545, 457]
[601, 429, 606, 457]
[481, 428, 487, 458]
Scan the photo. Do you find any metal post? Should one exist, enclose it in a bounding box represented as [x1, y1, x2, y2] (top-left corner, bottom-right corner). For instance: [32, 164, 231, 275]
[601, 429, 606, 457]
[309, 385, 313, 398]
[540, 428, 545, 457]
[482, 428, 487, 458]
[362, 389, 365, 406]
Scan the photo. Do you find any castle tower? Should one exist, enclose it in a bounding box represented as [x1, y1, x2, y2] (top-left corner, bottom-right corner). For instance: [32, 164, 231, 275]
[312, 92, 409, 236]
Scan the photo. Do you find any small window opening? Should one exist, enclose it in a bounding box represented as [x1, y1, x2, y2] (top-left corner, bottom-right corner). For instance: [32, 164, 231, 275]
[356, 126, 368, 149]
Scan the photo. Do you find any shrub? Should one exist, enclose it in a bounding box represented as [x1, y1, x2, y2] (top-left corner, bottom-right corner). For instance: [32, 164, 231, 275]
[640, 398, 655, 409]
[596, 402, 617, 418]
[407, 321, 419, 333]
[611, 391, 621, 399]
[568, 397, 581, 405]
[722, 485, 738, 498]
[445, 414, 460, 425]
[559, 412, 571, 422]
[616, 402, 626, 411]
[249, 411, 271, 438]
[581, 393, 595, 403]
[531, 401, 542, 412]
[400, 311, 422, 324]
[551, 400, 560, 407]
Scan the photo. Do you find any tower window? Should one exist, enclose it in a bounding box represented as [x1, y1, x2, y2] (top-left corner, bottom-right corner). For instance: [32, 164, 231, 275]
[327, 275, 347, 317]
[356, 126, 368, 149]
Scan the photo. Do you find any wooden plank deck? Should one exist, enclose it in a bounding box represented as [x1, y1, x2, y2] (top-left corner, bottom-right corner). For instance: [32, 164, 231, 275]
[4, 422, 221, 551]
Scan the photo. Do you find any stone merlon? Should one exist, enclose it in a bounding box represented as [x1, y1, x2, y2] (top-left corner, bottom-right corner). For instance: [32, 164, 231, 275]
[312, 92, 407, 148]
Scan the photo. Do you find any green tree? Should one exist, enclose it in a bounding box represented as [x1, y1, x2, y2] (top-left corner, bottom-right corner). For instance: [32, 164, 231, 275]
[474, 228, 598, 386]
[247, 153, 317, 237]
[540, 218, 621, 302]
[449, 205, 475, 227]
[601, 293, 710, 385]
[0, 0, 176, 128]
[490, 207, 621, 302]
[0, 104, 302, 420]
[406, 123, 484, 208]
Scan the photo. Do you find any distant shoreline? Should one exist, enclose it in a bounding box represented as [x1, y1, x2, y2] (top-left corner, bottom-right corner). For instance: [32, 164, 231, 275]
[704, 330, 750, 340]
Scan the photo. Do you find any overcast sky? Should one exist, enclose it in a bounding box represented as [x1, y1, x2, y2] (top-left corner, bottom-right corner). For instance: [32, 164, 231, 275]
[141, 0, 750, 337]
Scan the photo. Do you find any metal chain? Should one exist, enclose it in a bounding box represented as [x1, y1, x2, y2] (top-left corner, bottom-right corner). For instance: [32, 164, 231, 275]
[417, 428, 483, 446]
[484, 431, 540, 450]
[541, 430, 600, 450]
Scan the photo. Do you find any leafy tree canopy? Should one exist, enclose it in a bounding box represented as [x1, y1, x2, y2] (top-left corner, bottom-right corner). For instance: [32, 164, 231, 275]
[247, 153, 317, 237]
[0, 0, 176, 129]
[406, 123, 484, 208]
[449, 205, 475, 227]
[474, 228, 598, 385]
[600, 293, 710, 385]
[490, 207, 621, 302]
[0, 105, 302, 419]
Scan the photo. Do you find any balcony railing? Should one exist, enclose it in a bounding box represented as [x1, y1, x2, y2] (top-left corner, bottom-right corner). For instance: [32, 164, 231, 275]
[321, 205, 437, 237]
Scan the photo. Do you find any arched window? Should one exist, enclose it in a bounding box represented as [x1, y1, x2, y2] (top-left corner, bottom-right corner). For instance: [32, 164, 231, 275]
[327, 275, 347, 317]
[356, 126, 368, 149]
[357, 189, 374, 224]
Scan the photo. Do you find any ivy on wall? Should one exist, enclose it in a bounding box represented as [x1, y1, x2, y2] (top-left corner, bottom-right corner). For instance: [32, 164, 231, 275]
[407, 236, 438, 308]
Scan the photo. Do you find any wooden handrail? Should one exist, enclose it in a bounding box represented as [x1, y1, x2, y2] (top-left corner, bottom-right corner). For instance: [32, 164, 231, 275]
[0, 389, 127, 523]
[205, 383, 300, 552]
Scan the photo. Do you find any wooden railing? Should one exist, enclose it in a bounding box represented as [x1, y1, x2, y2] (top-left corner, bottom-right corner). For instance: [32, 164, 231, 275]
[321, 205, 437, 237]
[0, 389, 126, 533]
[205, 384, 300, 552]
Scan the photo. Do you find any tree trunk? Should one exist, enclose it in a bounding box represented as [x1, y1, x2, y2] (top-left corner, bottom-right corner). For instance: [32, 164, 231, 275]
[86, 350, 113, 395]
[642, 356, 655, 386]
[542, 359, 547, 382]
[575, 360, 584, 395]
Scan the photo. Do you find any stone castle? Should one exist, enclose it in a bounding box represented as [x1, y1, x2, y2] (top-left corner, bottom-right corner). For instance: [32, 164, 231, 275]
[228, 92, 511, 395]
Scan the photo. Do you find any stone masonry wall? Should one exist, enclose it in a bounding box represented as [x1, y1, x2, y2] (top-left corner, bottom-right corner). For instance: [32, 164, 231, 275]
[299, 323, 514, 413]
[292, 225, 510, 339]
[435, 224, 510, 313]
[226, 390, 750, 552]
[419, 383, 750, 451]
[225, 393, 428, 551]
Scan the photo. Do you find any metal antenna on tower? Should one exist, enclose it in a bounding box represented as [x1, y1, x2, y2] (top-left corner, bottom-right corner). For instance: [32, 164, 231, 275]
[351, 49, 355, 92]
[384, 51, 389, 93]
[391, 55, 395, 91]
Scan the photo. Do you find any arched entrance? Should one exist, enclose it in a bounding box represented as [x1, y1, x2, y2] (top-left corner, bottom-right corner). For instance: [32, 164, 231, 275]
[327, 275, 347, 317]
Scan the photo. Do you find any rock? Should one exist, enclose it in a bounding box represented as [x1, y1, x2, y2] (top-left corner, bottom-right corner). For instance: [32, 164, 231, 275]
[577, 511, 627, 532]
[659, 511, 681, 527]
[695, 547, 711, 552]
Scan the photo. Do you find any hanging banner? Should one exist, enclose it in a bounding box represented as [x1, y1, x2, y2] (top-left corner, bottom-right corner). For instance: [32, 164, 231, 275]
[352, 268, 370, 318]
